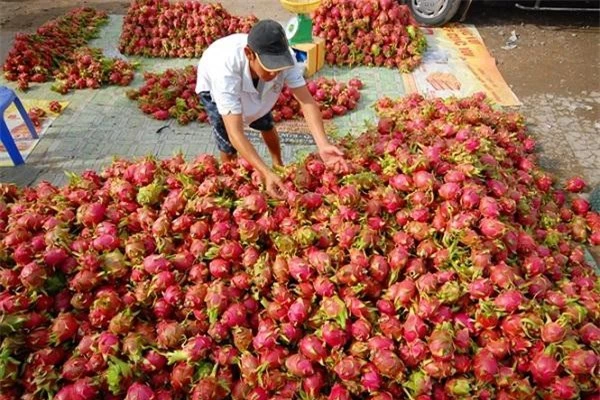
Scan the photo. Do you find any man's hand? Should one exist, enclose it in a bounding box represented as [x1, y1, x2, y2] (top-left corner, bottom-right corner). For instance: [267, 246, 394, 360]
[290, 85, 349, 175]
[264, 171, 287, 200]
[319, 143, 349, 174]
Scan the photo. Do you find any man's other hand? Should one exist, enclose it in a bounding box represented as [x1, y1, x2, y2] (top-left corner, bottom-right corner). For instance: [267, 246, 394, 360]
[319, 143, 349, 174]
[264, 171, 287, 200]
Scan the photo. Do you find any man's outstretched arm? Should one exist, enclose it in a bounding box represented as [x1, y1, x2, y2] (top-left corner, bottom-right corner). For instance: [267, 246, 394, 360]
[291, 85, 348, 173]
[222, 113, 286, 198]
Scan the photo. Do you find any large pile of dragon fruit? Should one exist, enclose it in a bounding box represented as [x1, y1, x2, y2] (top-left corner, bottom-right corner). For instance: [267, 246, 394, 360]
[312, 0, 427, 72]
[126, 65, 363, 125]
[118, 0, 257, 58]
[2, 8, 137, 93]
[0, 93, 598, 400]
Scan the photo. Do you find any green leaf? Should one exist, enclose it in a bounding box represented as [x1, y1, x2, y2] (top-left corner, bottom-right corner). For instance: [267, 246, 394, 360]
[0, 314, 25, 335]
[106, 357, 132, 395]
[341, 171, 381, 191]
[380, 153, 399, 176]
[406, 25, 417, 40]
[175, 97, 187, 112]
[337, 308, 348, 330]
[0, 345, 20, 381]
[44, 272, 66, 294]
[208, 307, 218, 325]
[136, 179, 165, 206]
[301, 390, 317, 400]
[196, 361, 214, 379]
[177, 173, 197, 198]
[203, 246, 220, 260]
[214, 196, 233, 208]
[166, 350, 188, 365]
[64, 170, 82, 186]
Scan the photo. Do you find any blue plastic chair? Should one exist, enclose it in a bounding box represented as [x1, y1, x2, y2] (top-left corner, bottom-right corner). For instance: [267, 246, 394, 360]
[0, 86, 39, 165]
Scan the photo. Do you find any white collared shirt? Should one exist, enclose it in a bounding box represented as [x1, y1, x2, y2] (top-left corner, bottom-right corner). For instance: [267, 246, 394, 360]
[195, 34, 306, 124]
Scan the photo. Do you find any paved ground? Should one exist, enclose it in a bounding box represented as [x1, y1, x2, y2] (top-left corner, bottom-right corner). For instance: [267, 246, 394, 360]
[467, 2, 600, 189]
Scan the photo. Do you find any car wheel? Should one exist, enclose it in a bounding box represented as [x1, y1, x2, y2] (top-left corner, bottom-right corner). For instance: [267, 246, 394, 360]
[406, 0, 463, 26]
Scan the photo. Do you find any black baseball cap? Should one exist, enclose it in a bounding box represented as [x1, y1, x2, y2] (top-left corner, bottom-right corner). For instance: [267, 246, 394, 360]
[247, 20, 295, 72]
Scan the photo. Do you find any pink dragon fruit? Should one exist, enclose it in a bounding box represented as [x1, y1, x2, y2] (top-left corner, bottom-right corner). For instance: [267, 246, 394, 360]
[473, 349, 498, 384]
[564, 349, 598, 375]
[125, 382, 155, 400]
[285, 354, 314, 377]
[372, 349, 403, 378]
[328, 383, 351, 400]
[550, 376, 580, 399]
[334, 355, 363, 381]
[299, 335, 327, 362]
[530, 352, 560, 386]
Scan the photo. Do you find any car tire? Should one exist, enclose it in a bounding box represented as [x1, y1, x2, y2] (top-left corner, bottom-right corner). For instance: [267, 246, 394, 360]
[406, 0, 463, 26]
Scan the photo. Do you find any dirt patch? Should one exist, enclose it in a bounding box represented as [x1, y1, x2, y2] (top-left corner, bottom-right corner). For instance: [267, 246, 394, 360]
[0, 1, 130, 31]
[0, 0, 293, 31]
[467, 2, 600, 98]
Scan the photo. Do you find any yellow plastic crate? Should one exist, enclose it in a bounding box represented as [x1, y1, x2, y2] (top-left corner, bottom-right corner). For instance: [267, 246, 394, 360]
[280, 0, 321, 14]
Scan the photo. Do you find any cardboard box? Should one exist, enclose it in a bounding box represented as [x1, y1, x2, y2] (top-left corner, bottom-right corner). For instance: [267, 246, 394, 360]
[292, 37, 325, 77]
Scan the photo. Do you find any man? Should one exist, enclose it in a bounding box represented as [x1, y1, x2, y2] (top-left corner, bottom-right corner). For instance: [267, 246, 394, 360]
[195, 19, 346, 198]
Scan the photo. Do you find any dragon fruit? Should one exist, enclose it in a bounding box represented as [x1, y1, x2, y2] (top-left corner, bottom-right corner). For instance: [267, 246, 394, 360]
[285, 354, 314, 377]
[50, 313, 79, 344]
[564, 349, 598, 375]
[125, 382, 156, 400]
[530, 352, 560, 386]
[427, 323, 455, 361]
[550, 376, 580, 399]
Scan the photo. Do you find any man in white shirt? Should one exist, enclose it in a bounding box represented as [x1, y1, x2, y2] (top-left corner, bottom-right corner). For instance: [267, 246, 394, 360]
[196, 19, 347, 198]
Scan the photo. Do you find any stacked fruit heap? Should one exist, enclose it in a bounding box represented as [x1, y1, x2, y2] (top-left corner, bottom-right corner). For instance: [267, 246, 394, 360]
[0, 93, 598, 400]
[127, 66, 364, 125]
[2, 8, 137, 93]
[119, 0, 426, 71]
[312, 0, 427, 72]
[119, 0, 258, 58]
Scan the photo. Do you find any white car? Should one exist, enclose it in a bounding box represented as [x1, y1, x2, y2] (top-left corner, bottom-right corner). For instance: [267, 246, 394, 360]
[403, 0, 464, 26]
[402, 0, 600, 27]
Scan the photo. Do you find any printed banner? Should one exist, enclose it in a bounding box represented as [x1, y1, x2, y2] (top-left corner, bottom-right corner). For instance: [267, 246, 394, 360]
[403, 24, 521, 107]
[0, 99, 69, 166]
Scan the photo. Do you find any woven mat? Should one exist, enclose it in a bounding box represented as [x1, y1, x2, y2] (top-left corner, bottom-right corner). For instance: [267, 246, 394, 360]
[274, 118, 336, 135]
[246, 129, 316, 146]
[245, 117, 338, 145]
